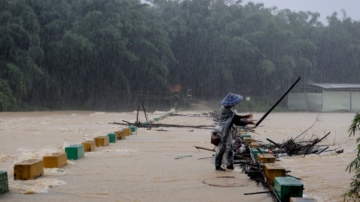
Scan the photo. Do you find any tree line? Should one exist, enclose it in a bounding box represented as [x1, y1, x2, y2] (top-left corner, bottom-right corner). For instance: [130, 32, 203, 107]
[1, 0, 360, 111]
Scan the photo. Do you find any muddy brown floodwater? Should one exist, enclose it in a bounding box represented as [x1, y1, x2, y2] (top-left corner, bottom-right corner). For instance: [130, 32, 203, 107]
[0, 110, 356, 202]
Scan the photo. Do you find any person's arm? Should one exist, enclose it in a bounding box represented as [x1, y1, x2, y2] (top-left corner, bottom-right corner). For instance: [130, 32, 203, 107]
[238, 114, 253, 119]
[233, 114, 255, 126]
[232, 115, 248, 126]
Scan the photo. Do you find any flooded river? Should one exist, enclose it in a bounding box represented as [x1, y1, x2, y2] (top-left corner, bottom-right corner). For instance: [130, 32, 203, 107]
[0, 111, 356, 201]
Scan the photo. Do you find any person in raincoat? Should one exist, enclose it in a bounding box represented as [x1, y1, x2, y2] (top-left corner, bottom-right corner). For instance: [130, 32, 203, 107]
[214, 93, 254, 171]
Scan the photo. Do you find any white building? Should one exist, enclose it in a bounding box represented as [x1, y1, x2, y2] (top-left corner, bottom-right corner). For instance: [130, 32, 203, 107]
[288, 83, 360, 112]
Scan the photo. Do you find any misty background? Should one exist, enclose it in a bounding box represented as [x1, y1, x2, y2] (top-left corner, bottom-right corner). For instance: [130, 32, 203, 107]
[1, 0, 360, 111]
[242, 0, 360, 23]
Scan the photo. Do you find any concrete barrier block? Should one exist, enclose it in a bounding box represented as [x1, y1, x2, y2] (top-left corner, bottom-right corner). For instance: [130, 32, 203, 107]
[94, 136, 109, 147]
[122, 128, 130, 136]
[115, 131, 126, 140]
[14, 159, 44, 180]
[249, 142, 259, 148]
[65, 144, 85, 160]
[107, 133, 117, 143]
[256, 154, 275, 164]
[129, 126, 137, 134]
[240, 134, 251, 138]
[0, 171, 9, 194]
[274, 177, 303, 202]
[43, 152, 67, 168]
[243, 137, 254, 143]
[82, 140, 96, 152]
[251, 148, 266, 159]
[264, 163, 286, 185]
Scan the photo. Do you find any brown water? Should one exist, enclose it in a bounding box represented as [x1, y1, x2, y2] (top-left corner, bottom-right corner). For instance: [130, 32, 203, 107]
[0, 111, 356, 202]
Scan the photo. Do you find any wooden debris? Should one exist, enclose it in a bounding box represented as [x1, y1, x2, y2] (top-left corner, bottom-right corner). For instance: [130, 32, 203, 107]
[110, 121, 213, 129]
[265, 132, 333, 156]
[174, 155, 192, 159]
[194, 146, 216, 152]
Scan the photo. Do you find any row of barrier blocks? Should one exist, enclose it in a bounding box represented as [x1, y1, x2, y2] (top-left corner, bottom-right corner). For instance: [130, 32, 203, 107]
[248, 140, 314, 201]
[153, 112, 173, 122]
[67, 126, 138, 156]
[13, 152, 69, 181]
[0, 171, 9, 194]
[231, 124, 309, 201]
[64, 126, 138, 159]
[0, 126, 138, 193]
[66, 127, 138, 158]
[254, 155, 315, 202]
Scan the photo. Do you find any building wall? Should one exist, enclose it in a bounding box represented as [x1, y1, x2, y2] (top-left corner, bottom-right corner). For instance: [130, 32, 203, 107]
[307, 93, 323, 112]
[289, 91, 360, 112]
[287, 93, 307, 111]
[352, 92, 360, 111]
[323, 91, 350, 112]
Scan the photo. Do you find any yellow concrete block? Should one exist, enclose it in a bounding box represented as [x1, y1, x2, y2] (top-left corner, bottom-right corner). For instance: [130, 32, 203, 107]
[243, 137, 254, 143]
[122, 128, 130, 136]
[290, 197, 317, 202]
[43, 153, 67, 168]
[82, 140, 96, 152]
[14, 159, 44, 180]
[94, 136, 109, 147]
[264, 163, 286, 185]
[249, 142, 259, 148]
[115, 131, 126, 140]
[239, 129, 246, 134]
[256, 154, 275, 164]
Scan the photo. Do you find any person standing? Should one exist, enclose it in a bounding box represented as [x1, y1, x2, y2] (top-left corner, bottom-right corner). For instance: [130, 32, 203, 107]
[214, 93, 254, 171]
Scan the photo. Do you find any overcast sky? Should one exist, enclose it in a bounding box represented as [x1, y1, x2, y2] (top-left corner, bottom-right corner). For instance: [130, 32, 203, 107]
[242, 0, 360, 24]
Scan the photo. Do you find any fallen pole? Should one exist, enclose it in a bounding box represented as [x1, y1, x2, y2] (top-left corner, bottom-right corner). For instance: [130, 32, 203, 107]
[304, 132, 331, 156]
[244, 191, 272, 195]
[110, 121, 214, 129]
[195, 146, 215, 152]
[317, 146, 329, 155]
[266, 138, 280, 147]
[256, 77, 301, 127]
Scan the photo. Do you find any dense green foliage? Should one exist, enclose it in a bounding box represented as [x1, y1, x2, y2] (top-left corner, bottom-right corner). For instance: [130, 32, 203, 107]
[344, 113, 360, 201]
[1, 0, 360, 111]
